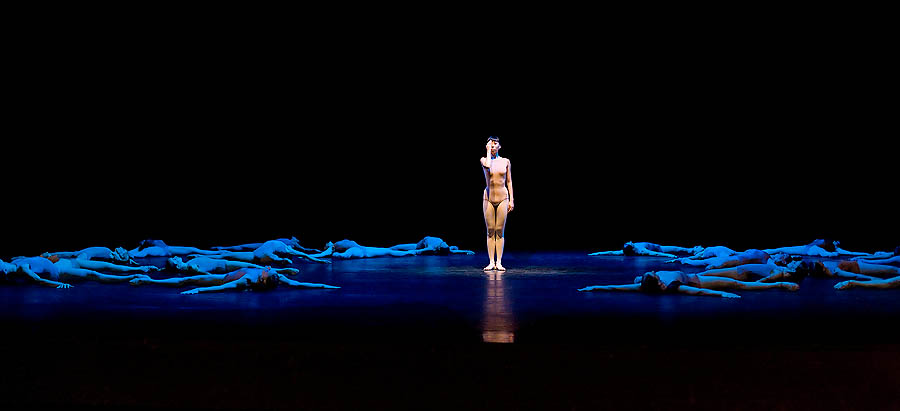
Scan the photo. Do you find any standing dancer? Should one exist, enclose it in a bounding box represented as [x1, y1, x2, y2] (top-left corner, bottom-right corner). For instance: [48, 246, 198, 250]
[481, 136, 515, 271]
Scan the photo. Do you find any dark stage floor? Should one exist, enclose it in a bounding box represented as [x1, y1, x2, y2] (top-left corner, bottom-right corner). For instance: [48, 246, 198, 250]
[3, 251, 899, 409]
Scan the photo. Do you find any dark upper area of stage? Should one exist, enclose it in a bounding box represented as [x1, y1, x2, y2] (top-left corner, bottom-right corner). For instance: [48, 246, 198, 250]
[3, 48, 895, 258]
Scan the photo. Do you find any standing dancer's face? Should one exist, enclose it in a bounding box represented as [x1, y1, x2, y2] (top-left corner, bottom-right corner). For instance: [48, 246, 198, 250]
[488, 140, 500, 156]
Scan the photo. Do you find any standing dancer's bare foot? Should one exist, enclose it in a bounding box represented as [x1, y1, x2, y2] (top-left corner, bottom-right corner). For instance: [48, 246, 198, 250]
[495, 263, 506, 271]
[484, 263, 496, 271]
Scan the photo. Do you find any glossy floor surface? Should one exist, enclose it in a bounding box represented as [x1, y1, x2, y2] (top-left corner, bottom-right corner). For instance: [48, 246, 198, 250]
[3, 251, 899, 343]
[3, 251, 899, 410]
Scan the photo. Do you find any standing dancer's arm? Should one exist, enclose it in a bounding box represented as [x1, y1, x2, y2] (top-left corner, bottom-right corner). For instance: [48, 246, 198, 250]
[506, 160, 514, 212]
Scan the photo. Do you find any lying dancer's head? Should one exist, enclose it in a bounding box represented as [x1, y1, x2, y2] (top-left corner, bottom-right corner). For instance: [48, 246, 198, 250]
[334, 239, 361, 253]
[772, 253, 802, 266]
[166, 257, 186, 269]
[0, 259, 16, 276]
[779, 260, 806, 283]
[636, 272, 663, 293]
[813, 239, 838, 253]
[793, 261, 824, 279]
[255, 268, 278, 290]
[112, 247, 132, 264]
[623, 242, 637, 256]
[138, 239, 167, 251]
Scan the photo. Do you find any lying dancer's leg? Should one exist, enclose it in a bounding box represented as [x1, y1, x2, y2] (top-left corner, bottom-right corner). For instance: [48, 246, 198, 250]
[60, 268, 147, 284]
[675, 285, 740, 298]
[637, 249, 677, 258]
[280, 246, 331, 264]
[696, 267, 749, 281]
[857, 262, 900, 277]
[192, 251, 254, 261]
[180, 275, 339, 294]
[181, 279, 246, 294]
[657, 245, 696, 255]
[130, 274, 227, 287]
[854, 256, 900, 265]
[483, 199, 496, 270]
[698, 276, 799, 291]
[75, 259, 157, 273]
[219, 260, 299, 275]
[255, 252, 293, 265]
[167, 246, 220, 256]
[830, 269, 880, 281]
[763, 246, 807, 255]
[494, 199, 509, 271]
[666, 257, 712, 267]
[835, 276, 900, 290]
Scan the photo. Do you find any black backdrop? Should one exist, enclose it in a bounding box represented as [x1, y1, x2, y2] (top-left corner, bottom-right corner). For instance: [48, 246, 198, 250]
[2, 51, 896, 258]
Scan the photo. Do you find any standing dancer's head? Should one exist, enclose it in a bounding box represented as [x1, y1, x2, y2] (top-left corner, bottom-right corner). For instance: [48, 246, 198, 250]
[487, 136, 501, 157]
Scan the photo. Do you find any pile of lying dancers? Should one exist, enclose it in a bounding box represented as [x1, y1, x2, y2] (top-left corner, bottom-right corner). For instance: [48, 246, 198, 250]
[581, 240, 900, 297]
[0, 236, 473, 294]
[3, 237, 898, 297]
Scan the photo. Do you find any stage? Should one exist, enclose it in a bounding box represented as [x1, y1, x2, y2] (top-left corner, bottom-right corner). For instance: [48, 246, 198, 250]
[3, 251, 899, 409]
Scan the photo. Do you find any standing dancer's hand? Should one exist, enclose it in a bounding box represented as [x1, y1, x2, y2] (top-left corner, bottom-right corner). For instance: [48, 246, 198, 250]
[508, 200, 514, 213]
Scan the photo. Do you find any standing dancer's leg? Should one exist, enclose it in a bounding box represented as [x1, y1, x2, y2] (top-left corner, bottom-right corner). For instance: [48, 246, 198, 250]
[494, 199, 509, 271]
[484, 199, 496, 270]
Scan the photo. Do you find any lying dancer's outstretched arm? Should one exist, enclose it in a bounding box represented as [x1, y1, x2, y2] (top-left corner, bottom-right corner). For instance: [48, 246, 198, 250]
[835, 276, 900, 290]
[589, 250, 624, 256]
[275, 274, 339, 289]
[18, 265, 72, 289]
[578, 284, 641, 291]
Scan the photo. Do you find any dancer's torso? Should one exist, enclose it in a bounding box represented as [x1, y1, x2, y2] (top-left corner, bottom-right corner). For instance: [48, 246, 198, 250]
[483, 157, 509, 205]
